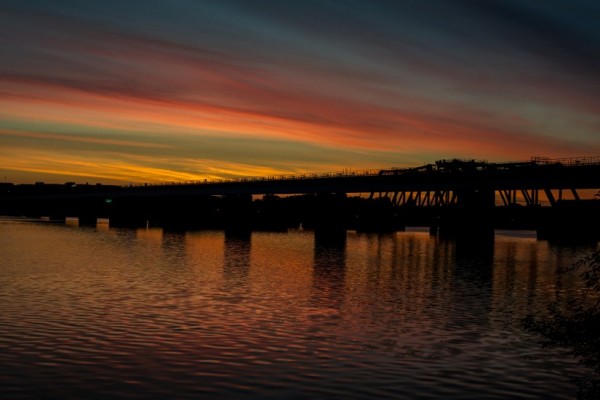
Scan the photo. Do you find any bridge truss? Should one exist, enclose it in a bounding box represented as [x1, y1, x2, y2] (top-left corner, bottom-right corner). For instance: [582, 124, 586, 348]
[368, 156, 600, 208]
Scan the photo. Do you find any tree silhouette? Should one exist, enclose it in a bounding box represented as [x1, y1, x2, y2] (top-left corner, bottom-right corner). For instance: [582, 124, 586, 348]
[525, 250, 600, 399]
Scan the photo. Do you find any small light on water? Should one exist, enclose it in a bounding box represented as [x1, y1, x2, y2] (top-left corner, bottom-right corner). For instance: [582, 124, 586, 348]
[65, 216, 79, 226]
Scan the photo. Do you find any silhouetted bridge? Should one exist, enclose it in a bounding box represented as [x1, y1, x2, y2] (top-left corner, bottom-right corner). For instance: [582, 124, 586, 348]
[2, 156, 600, 242]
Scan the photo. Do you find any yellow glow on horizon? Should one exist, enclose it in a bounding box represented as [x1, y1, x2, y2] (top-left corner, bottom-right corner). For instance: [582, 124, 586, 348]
[0, 146, 317, 184]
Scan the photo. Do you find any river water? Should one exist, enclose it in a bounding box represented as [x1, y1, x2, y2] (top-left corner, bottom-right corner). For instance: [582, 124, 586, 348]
[0, 217, 597, 399]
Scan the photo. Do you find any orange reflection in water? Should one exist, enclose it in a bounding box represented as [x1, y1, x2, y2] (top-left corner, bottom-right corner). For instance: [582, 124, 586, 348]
[492, 236, 593, 317]
[0, 222, 593, 397]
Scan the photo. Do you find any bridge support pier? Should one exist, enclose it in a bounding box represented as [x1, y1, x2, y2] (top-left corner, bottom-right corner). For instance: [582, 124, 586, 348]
[438, 188, 495, 241]
[312, 193, 348, 247]
[429, 224, 438, 236]
[222, 194, 254, 235]
[354, 197, 403, 233]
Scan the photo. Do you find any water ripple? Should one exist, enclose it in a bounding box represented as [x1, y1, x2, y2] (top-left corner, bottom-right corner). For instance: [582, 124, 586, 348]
[0, 222, 593, 398]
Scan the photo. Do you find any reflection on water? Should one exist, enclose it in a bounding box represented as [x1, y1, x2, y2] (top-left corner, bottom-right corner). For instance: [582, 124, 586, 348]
[0, 219, 596, 399]
[312, 240, 346, 313]
[223, 231, 251, 294]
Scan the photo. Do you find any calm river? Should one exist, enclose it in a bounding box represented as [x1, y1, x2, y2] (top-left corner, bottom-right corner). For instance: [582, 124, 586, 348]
[0, 217, 597, 399]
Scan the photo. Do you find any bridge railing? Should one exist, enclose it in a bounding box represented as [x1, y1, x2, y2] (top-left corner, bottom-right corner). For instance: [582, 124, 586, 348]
[134, 168, 382, 188]
[531, 156, 600, 167]
[132, 156, 600, 188]
[224, 169, 382, 183]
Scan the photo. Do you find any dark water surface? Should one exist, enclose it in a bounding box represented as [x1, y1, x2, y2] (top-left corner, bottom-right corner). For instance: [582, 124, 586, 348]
[0, 218, 596, 399]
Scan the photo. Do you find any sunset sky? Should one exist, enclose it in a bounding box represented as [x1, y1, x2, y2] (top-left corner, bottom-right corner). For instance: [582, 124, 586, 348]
[1, 0, 599, 184]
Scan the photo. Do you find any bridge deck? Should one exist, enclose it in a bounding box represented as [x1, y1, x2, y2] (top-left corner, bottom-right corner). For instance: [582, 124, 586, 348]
[5, 156, 600, 199]
[124, 157, 600, 197]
